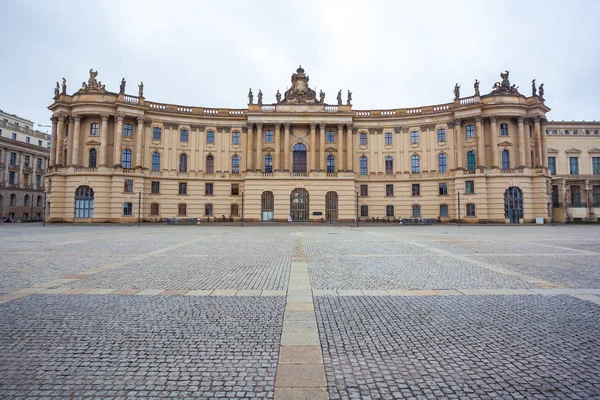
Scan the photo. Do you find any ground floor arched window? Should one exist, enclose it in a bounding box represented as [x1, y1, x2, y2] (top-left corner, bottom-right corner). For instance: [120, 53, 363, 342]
[74, 186, 94, 218]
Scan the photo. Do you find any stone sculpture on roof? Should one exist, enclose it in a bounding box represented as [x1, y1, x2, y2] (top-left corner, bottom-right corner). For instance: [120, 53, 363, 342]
[80, 69, 106, 93]
[281, 66, 318, 104]
[491, 70, 520, 95]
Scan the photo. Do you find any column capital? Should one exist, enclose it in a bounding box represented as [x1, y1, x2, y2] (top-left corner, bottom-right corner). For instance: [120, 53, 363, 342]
[447, 121, 455, 129]
[454, 119, 462, 127]
[247, 123, 254, 130]
[352, 127, 358, 134]
[533, 116, 541, 124]
[283, 122, 291, 130]
[319, 122, 327, 130]
[50, 116, 58, 124]
[115, 114, 125, 122]
[419, 124, 428, 132]
[73, 115, 82, 123]
[337, 123, 345, 130]
[256, 122, 263, 129]
[197, 125, 206, 131]
[273, 122, 281, 129]
[57, 114, 66, 122]
[310, 123, 317, 130]
[222, 126, 231, 133]
[346, 123, 353, 130]
[401, 126, 409, 133]
[489, 116, 497, 123]
[170, 123, 179, 129]
[517, 116, 524, 124]
[100, 113, 109, 121]
[475, 115, 483, 123]
[427, 124, 436, 131]
[137, 116, 145, 125]
[394, 126, 401, 133]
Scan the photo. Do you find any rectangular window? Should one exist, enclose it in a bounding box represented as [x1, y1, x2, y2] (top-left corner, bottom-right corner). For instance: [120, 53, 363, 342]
[437, 128, 446, 142]
[178, 203, 187, 216]
[123, 124, 133, 137]
[466, 203, 476, 217]
[386, 205, 394, 217]
[26, 137, 30, 143]
[360, 205, 369, 217]
[36, 175, 41, 187]
[123, 202, 133, 216]
[152, 127, 162, 141]
[207, 131, 215, 143]
[586, 130, 591, 135]
[552, 185, 559, 207]
[360, 132, 367, 145]
[180, 129, 189, 142]
[412, 204, 421, 217]
[232, 132, 240, 145]
[124, 179, 133, 193]
[179, 182, 187, 195]
[205, 203, 213, 216]
[38, 140, 42, 146]
[231, 183, 239, 195]
[565, 130, 570, 135]
[231, 203, 239, 216]
[326, 131, 335, 143]
[9, 170, 16, 184]
[360, 184, 368, 197]
[439, 204, 449, 217]
[10, 152, 16, 165]
[386, 184, 394, 197]
[412, 183, 420, 196]
[384, 132, 393, 145]
[264, 130, 273, 143]
[465, 180, 475, 194]
[23, 173, 29, 185]
[552, 130, 558, 135]
[24, 156, 30, 166]
[466, 124, 475, 138]
[12, 132, 17, 140]
[593, 186, 600, 207]
[150, 203, 160, 216]
[410, 131, 419, 144]
[36, 158, 42, 169]
[592, 157, 600, 175]
[500, 123, 508, 136]
[573, 130, 579, 135]
[151, 181, 160, 194]
[90, 123, 99, 136]
[569, 157, 579, 175]
[548, 157, 556, 175]
[570, 186, 581, 207]
[205, 183, 213, 195]
[439, 182, 448, 195]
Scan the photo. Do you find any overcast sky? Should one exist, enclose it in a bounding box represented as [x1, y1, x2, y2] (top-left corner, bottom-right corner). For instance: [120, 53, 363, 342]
[1, 0, 599, 132]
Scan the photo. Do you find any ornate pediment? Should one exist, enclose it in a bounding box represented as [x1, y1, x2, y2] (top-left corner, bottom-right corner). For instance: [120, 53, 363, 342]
[79, 69, 107, 93]
[498, 140, 512, 147]
[547, 147, 559, 154]
[85, 139, 101, 146]
[588, 148, 600, 154]
[565, 148, 582, 154]
[281, 66, 319, 105]
[325, 146, 338, 152]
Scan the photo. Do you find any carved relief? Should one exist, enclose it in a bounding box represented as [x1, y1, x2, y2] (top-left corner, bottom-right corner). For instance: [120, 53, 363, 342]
[281, 66, 318, 104]
[80, 69, 106, 93]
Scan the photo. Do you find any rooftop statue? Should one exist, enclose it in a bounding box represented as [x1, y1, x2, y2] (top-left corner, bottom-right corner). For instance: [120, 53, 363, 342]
[258, 89, 263, 105]
[337, 90, 342, 106]
[454, 83, 461, 100]
[539, 83, 545, 99]
[474, 79, 480, 96]
[319, 89, 325, 104]
[119, 78, 126, 94]
[346, 90, 352, 106]
[490, 70, 520, 95]
[61, 78, 67, 95]
[54, 82, 59, 98]
[532, 79, 537, 96]
[276, 90, 281, 103]
[248, 88, 253, 105]
[138, 82, 144, 98]
[281, 66, 318, 104]
[80, 69, 107, 93]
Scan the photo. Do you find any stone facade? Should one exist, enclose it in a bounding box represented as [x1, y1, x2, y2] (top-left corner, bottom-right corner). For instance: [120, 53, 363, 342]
[47, 68, 556, 223]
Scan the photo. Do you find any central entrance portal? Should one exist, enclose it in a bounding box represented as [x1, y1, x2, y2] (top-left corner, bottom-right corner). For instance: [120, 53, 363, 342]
[325, 191, 338, 222]
[293, 143, 307, 173]
[290, 188, 309, 222]
[261, 191, 274, 221]
[504, 186, 523, 224]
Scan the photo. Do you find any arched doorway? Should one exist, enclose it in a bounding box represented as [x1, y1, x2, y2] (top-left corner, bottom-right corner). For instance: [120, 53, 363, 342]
[325, 191, 338, 222]
[504, 186, 523, 224]
[293, 143, 307, 173]
[75, 185, 95, 218]
[290, 188, 309, 222]
[261, 191, 274, 222]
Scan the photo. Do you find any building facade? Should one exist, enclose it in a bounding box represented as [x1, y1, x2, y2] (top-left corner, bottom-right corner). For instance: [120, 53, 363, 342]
[0, 110, 50, 220]
[46, 68, 555, 223]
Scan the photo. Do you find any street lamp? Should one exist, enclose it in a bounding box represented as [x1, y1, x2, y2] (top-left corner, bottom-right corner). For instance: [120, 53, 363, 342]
[457, 191, 461, 226]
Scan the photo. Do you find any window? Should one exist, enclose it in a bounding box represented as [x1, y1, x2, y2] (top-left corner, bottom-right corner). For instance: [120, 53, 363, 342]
[385, 156, 393, 175]
[360, 132, 367, 145]
[552, 185, 560, 207]
[440, 204, 449, 217]
[89, 149, 97, 168]
[23, 173, 29, 186]
[123, 124, 133, 137]
[327, 155, 335, 173]
[592, 157, 600, 175]
[36, 195, 42, 207]
[467, 150, 476, 171]
[465, 180, 475, 194]
[152, 127, 162, 141]
[593, 186, 600, 206]
[123, 202, 133, 216]
[386, 184, 394, 197]
[180, 129, 189, 142]
[500, 123, 508, 136]
[552, 130, 558, 135]
[207, 131, 215, 143]
[360, 156, 368, 175]
[232, 155, 240, 174]
[151, 181, 160, 194]
[437, 128, 446, 142]
[411, 155, 420, 174]
[466, 124, 475, 138]
[360, 184, 368, 197]
[10, 152, 16, 165]
[24, 195, 30, 207]
[571, 186, 581, 206]
[206, 155, 214, 173]
[12, 132, 17, 140]
[178, 203, 187, 216]
[90, 123, 99, 136]
[232, 132, 240, 144]
[26, 137, 30, 143]
[179, 182, 187, 195]
[384, 132, 393, 145]
[386, 205, 394, 217]
[569, 157, 579, 175]
[548, 157, 556, 175]
[466, 203, 476, 217]
[124, 179, 133, 193]
[565, 130, 570, 135]
[412, 184, 420, 196]
[150, 203, 160, 216]
[231, 203, 239, 216]
[205, 203, 213, 216]
[231, 183, 239, 196]
[205, 183, 213, 195]
[595, 130, 599, 135]
[410, 131, 419, 144]
[36, 175, 41, 187]
[121, 149, 131, 168]
[179, 153, 188, 173]
[36, 157, 42, 169]
[586, 130, 591, 135]
[9, 171, 15, 184]
[438, 153, 447, 173]
[38, 140, 42, 146]
[264, 130, 273, 143]
[360, 205, 369, 217]
[264, 154, 273, 173]
[10, 194, 16, 206]
[412, 204, 421, 217]
[24, 156, 30, 167]
[573, 130, 579, 135]
[326, 131, 335, 143]
[74, 186, 94, 218]
[152, 152, 160, 171]
[439, 182, 448, 195]
[501, 150, 510, 169]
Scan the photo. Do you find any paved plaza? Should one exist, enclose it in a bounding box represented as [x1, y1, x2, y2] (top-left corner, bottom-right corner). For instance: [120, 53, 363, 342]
[0, 223, 599, 399]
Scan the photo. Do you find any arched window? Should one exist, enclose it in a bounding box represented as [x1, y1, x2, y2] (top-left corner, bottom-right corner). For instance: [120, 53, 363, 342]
[264, 154, 273, 173]
[24, 195, 30, 207]
[10, 194, 16, 206]
[293, 143, 307, 173]
[121, 149, 131, 168]
[467, 150, 476, 171]
[327, 155, 335, 173]
[74, 186, 94, 218]
[151, 152, 160, 171]
[360, 156, 368, 175]
[411, 155, 420, 174]
[438, 153, 447, 173]
[385, 156, 393, 175]
[179, 153, 188, 173]
[36, 195, 42, 207]
[89, 148, 97, 168]
[502, 150, 510, 170]
[206, 155, 214, 173]
[232, 155, 240, 174]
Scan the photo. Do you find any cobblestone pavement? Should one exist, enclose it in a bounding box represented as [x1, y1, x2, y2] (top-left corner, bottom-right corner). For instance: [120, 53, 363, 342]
[0, 223, 599, 399]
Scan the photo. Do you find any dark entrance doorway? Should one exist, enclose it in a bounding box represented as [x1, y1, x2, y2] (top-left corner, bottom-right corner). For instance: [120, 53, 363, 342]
[293, 143, 307, 173]
[261, 191, 274, 221]
[504, 186, 523, 224]
[325, 191, 338, 222]
[290, 188, 309, 222]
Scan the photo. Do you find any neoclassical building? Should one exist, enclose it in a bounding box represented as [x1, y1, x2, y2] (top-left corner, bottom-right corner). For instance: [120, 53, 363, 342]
[46, 67, 556, 223]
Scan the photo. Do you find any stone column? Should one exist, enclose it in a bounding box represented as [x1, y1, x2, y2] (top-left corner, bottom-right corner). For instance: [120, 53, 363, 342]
[114, 114, 124, 167]
[309, 123, 316, 172]
[198, 125, 205, 172]
[394, 126, 402, 174]
[49, 117, 57, 167]
[99, 114, 109, 167]
[18, 152, 24, 186]
[337, 123, 345, 173]
[541, 119, 548, 169]
[524, 119, 532, 168]
[534, 116, 542, 168]
[475, 115, 485, 168]
[346, 124, 353, 172]
[454, 119, 463, 169]
[56, 115, 65, 166]
[72, 115, 81, 166]
[283, 123, 290, 172]
[517, 117, 526, 168]
[420, 125, 429, 172]
[274, 123, 281, 172]
[170, 123, 178, 171]
[246, 123, 254, 171]
[319, 123, 326, 172]
[490, 116, 498, 168]
[256, 123, 263, 172]
[135, 117, 144, 168]
[66, 117, 74, 167]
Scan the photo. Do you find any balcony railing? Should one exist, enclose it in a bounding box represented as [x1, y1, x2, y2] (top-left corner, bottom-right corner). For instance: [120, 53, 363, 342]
[500, 168, 524, 173]
[74, 167, 97, 172]
[291, 172, 309, 177]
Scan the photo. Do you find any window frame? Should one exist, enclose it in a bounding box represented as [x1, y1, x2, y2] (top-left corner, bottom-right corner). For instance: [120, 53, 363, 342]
[151, 152, 160, 171]
[360, 184, 368, 197]
[411, 155, 420, 174]
[179, 153, 188, 173]
[465, 180, 475, 194]
[437, 128, 446, 142]
[359, 132, 367, 145]
[384, 132, 393, 145]
[121, 149, 132, 169]
[232, 131, 240, 145]
[123, 202, 133, 216]
[123, 124, 133, 137]
[569, 157, 579, 175]
[151, 181, 160, 194]
[360, 156, 368, 175]
[385, 184, 394, 197]
[438, 153, 447, 173]
[205, 155, 214, 174]
[360, 205, 369, 217]
[466, 124, 475, 138]
[439, 182, 448, 195]
[150, 203, 160, 216]
[231, 155, 240, 174]
[231, 183, 239, 196]
[439, 204, 449, 217]
[466, 203, 476, 217]
[205, 182, 214, 195]
[90, 123, 99, 136]
[178, 182, 188, 195]
[264, 130, 274, 143]
[124, 179, 133, 193]
[386, 205, 394, 217]
[410, 131, 419, 144]
[326, 130, 335, 143]
[204, 203, 213, 216]
[548, 157, 556, 175]
[152, 127, 162, 141]
[499, 123, 508, 136]
[412, 204, 421, 217]
[385, 156, 393, 175]
[412, 183, 420, 196]
[206, 131, 215, 144]
[501, 149, 510, 170]
[326, 155, 335, 173]
[180, 129, 189, 143]
[178, 203, 187, 216]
